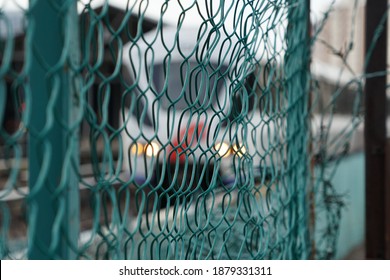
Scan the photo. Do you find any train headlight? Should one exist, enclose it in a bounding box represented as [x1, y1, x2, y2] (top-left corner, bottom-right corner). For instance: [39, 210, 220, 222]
[232, 144, 247, 157]
[130, 141, 161, 157]
[214, 142, 232, 158]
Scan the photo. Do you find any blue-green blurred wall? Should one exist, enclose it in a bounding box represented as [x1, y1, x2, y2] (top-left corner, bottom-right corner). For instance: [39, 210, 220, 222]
[332, 153, 365, 259]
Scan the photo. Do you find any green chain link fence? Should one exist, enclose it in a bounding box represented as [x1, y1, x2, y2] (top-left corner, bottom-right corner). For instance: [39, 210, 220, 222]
[0, 0, 380, 259]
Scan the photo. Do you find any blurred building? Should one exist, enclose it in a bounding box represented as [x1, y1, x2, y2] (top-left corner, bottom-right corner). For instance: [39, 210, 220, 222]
[311, 0, 366, 115]
[312, 0, 365, 80]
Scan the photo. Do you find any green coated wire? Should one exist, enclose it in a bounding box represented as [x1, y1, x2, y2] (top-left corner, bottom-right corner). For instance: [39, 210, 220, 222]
[0, 0, 382, 260]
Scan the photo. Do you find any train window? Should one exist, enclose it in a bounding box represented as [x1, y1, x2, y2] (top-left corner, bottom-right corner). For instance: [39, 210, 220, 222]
[153, 61, 228, 110]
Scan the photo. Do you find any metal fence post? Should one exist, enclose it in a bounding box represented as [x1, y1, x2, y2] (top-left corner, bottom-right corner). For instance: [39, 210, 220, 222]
[365, 0, 388, 260]
[28, 0, 80, 259]
[284, 0, 311, 259]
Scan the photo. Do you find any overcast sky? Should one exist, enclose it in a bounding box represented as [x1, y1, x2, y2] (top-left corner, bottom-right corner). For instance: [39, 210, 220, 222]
[0, 0, 360, 13]
[0, 0, 363, 38]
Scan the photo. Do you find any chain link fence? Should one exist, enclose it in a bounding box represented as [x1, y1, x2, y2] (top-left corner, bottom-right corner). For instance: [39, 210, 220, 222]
[0, 0, 379, 259]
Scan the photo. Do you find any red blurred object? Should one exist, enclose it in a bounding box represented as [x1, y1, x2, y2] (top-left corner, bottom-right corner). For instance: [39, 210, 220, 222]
[169, 121, 206, 163]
